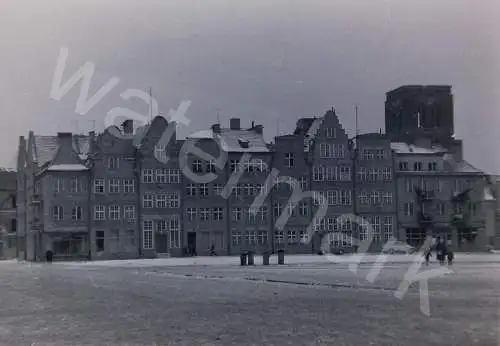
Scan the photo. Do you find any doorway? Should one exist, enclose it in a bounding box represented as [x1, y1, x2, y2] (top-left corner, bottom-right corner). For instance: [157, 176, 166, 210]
[187, 232, 197, 256]
[155, 233, 168, 254]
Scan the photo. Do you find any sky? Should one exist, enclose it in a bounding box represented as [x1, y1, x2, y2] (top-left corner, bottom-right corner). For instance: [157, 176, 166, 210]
[0, 0, 498, 173]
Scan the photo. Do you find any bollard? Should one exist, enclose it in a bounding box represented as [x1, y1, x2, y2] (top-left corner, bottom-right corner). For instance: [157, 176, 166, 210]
[262, 252, 270, 266]
[277, 249, 285, 265]
[247, 251, 255, 265]
[240, 252, 248, 266]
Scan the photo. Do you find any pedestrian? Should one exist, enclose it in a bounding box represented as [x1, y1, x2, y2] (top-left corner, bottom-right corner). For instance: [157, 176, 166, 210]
[45, 249, 53, 263]
[447, 250, 454, 265]
[424, 247, 432, 265]
[209, 244, 216, 256]
[435, 238, 447, 265]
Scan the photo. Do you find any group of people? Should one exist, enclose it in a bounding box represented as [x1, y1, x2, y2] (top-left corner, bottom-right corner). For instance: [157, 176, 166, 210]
[424, 238, 454, 266]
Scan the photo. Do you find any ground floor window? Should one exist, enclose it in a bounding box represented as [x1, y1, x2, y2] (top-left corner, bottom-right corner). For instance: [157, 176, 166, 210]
[169, 230, 181, 248]
[53, 234, 88, 256]
[143, 221, 153, 249]
[96, 230, 105, 252]
[232, 232, 242, 245]
[406, 228, 426, 247]
[275, 230, 285, 244]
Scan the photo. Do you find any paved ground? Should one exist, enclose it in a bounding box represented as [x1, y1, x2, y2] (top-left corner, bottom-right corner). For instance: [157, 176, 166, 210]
[0, 256, 499, 345]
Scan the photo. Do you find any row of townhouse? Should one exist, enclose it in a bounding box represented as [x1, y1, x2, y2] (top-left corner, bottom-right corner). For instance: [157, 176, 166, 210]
[16, 110, 492, 261]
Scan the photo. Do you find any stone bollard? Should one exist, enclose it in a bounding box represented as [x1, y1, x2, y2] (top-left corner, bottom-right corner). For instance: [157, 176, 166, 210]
[277, 249, 285, 265]
[240, 252, 248, 266]
[262, 252, 270, 266]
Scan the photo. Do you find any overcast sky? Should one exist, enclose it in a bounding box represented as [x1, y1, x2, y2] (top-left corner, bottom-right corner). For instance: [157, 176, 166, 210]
[0, 0, 498, 172]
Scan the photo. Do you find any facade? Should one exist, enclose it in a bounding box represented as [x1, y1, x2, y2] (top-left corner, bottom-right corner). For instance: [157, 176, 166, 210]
[16, 108, 491, 261]
[0, 170, 17, 259]
[393, 141, 488, 249]
[353, 134, 397, 251]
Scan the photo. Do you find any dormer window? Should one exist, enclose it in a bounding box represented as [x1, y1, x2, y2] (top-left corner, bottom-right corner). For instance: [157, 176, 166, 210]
[238, 138, 249, 149]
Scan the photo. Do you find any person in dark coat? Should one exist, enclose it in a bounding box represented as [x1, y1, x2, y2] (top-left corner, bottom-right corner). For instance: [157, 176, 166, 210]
[424, 247, 432, 265]
[447, 250, 454, 265]
[435, 238, 447, 265]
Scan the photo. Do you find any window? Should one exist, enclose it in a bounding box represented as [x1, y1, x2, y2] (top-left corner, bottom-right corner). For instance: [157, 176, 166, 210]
[357, 167, 367, 181]
[167, 169, 180, 183]
[405, 179, 414, 193]
[156, 169, 166, 183]
[231, 207, 241, 221]
[70, 177, 79, 193]
[167, 192, 180, 208]
[428, 162, 437, 171]
[275, 230, 284, 244]
[72, 206, 82, 220]
[399, 161, 408, 171]
[52, 205, 63, 220]
[287, 230, 297, 244]
[230, 160, 239, 172]
[109, 205, 120, 220]
[54, 178, 63, 193]
[109, 179, 121, 193]
[186, 207, 196, 222]
[94, 205, 105, 220]
[413, 162, 423, 171]
[213, 207, 223, 221]
[247, 208, 257, 224]
[96, 230, 105, 252]
[363, 149, 374, 160]
[299, 176, 308, 190]
[335, 144, 345, 158]
[327, 190, 339, 206]
[299, 202, 308, 216]
[247, 231, 257, 245]
[108, 157, 119, 169]
[359, 191, 369, 205]
[372, 216, 381, 242]
[382, 167, 392, 181]
[258, 231, 268, 245]
[404, 202, 414, 216]
[325, 128, 336, 138]
[313, 166, 324, 181]
[383, 216, 393, 241]
[168, 215, 181, 248]
[123, 179, 135, 193]
[186, 184, 196, 196]
[368, 168, 377, 182]
[199, 184, 209, 197]
[370, 191, 379, 205]
[205, 160, 216, 173]
[375, 149, 385, 160]
[126, 229, 135, 247]
[359, 218, 368, 241]
[257, 207, 268, 223]
[273, 203, 283, 217]
[285, 152, 295, 168]
[232, 232, 242, 245]
[192, 160, 202, 173]
[340, 190, 352, 205]
[124, 205, 136, 221]
[320, 143, 331, 158]
[213, 184, 223, 196]
[199, 208, 210, 221]
[143, 221, 153, 249]
[339, 166, 351, 181]
[94, 179, 105, 193]
[437, 203, 445, 216]
[156, 195, 167, 208]
[143, 194, 154, 208]
[142, 169, 154, 183]
[154, 144, 167, 163]
[313, 191, 326, 206]
[383, 192, 393, 205]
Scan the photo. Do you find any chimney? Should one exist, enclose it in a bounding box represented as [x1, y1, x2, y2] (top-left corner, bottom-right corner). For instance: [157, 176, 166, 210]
[122, 119, 133, 134]
[230, 118, 240, 130]
[211, 124, 221, 134]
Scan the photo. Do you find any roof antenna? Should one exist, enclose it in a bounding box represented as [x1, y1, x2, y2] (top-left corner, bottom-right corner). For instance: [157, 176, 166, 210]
[216, 109, 220, 124]
[148, 87, 153, 123]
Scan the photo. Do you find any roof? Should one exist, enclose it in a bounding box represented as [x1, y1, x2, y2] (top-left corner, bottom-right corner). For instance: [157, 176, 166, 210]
[46, 164, 89, 171]
[450, 160, 483, 174]
[390, 142, 448, 154]
[186, 128, 270, 152]
[32, 135, 91, 167]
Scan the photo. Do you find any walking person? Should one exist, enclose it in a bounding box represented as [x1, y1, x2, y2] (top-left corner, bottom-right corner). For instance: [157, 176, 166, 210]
[447, 250, 454, 266]
[424, 247, 432, 265]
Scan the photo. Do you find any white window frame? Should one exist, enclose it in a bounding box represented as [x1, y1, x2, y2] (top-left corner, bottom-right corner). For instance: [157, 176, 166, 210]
[285, 152, 295, 168]
[156, 194, 167, 208]
[94, 205, 105, 220]
[109, 205, 120, 220]
[108, 157, 119, 169]
[213, 207, 223, 221]
[155, 168, 166, 184]
[143, 194, 154, 208]
[70, 177, 79, 193]
[71, 205, 82, 221]
[143, 220, 154, 249]
[124, 205, 136, 221]
[167, 169, 180, 183]
[109, 178, 121, 193]
[123, 179, 135, 193]
[94, 179, 105, 194]
[52, 205, 64, 221]
[404, 202, 414, 216]
[167, 192, 180, 208]
[142, 169, 154, 183]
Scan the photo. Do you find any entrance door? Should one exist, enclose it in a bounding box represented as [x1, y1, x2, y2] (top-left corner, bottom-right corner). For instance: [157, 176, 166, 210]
[187, 232, 196, 256]
[155, 233, 168, 254]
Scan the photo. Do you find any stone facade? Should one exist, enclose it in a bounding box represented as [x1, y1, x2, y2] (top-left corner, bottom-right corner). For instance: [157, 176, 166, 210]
[16, 111, 492, 261]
